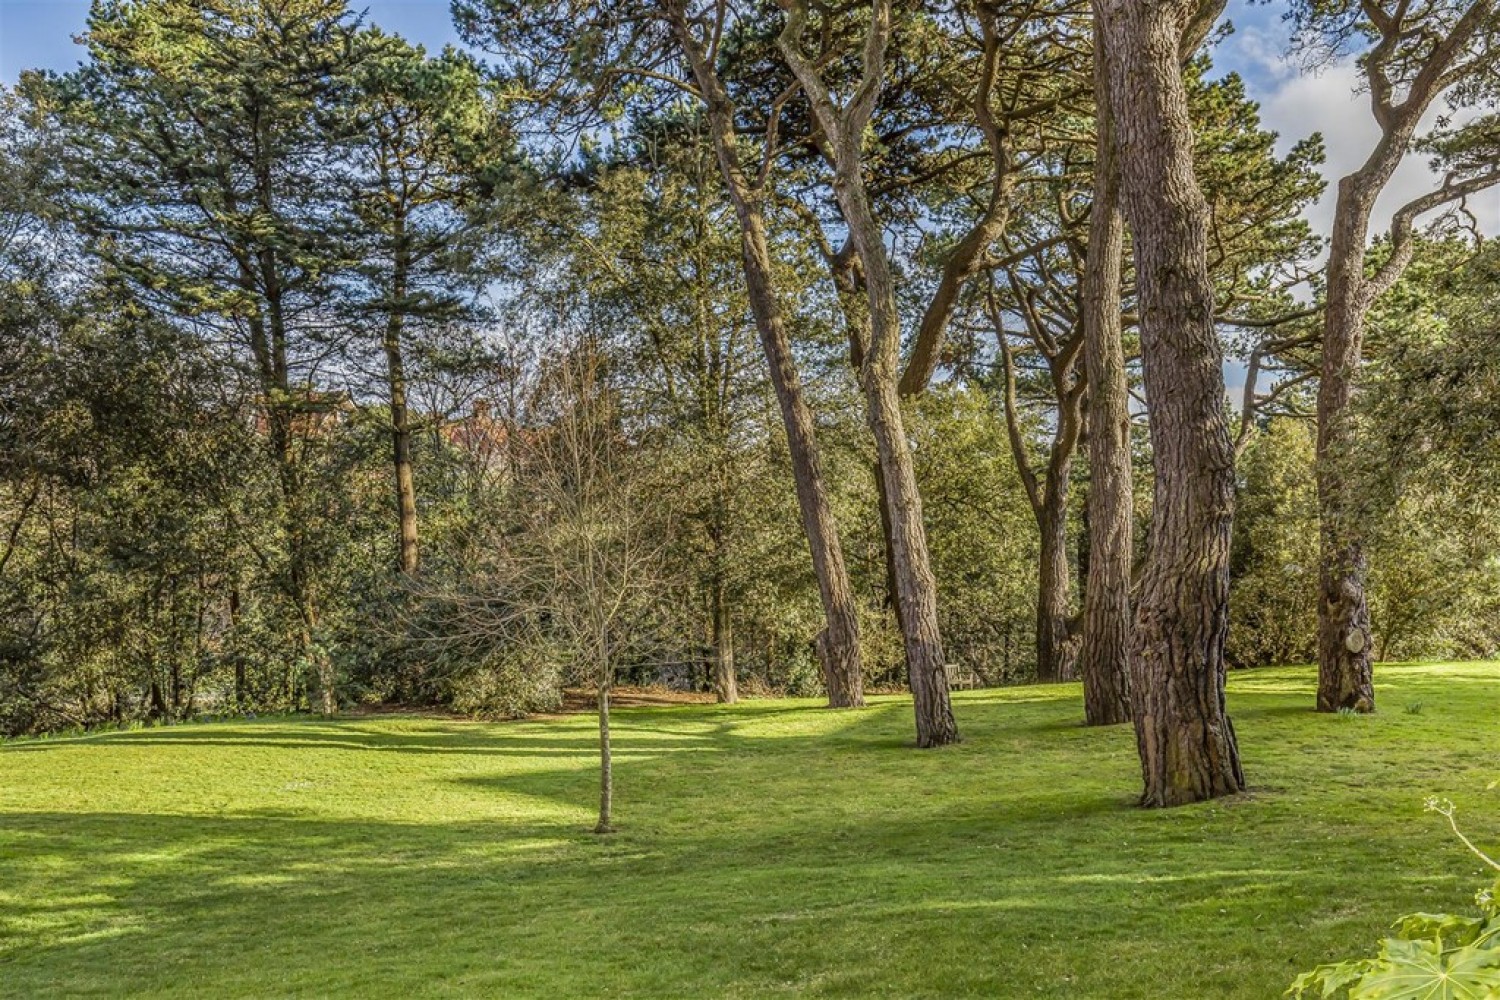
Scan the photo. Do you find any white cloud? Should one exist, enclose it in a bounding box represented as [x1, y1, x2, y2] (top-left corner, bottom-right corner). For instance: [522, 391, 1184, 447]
[1242, 47, 1500, 239]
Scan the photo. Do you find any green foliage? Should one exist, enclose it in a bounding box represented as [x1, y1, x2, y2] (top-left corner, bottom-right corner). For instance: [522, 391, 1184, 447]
[1229, 418, 1321, 668]
[1289, 797, 1500, 1000]
[911, 386, 1038, 683]
[445, 647, 565, 719]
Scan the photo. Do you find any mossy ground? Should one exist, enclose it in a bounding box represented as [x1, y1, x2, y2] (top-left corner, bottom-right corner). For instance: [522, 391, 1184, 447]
[2, 663, 1497, 997]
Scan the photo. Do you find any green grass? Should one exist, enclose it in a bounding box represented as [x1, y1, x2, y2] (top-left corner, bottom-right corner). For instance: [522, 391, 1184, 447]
[2, 663, 1497, 998]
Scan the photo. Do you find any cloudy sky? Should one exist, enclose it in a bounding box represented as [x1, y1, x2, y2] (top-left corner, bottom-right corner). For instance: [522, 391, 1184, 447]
[5, 0, 1494, 239]
[2, 0, 1494, 399]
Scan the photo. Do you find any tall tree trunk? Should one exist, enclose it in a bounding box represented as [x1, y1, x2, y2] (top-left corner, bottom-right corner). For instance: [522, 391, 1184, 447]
[1316, 192, 1377, 712]
[1096, 0, 1244, 805]
[738, 207, 864, 711]
[385, 231, 420, 576]
[1078, 16, 1134, 727]
[1310, 0, 1497, 714]
[866, 375, 957, 747]
[1035, 480, 1073, 684]
[671, 17, 864, 709]
[775, 2, 956, 745]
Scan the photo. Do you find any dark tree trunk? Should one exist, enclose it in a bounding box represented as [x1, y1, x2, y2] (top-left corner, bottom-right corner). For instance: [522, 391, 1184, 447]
[1035, 479, 1074, 684]
[1097, 0, 1244, 805]
[1078, 16, 1133, 727]
[671, 19, 865, 709]
[384, 234, 420, 576]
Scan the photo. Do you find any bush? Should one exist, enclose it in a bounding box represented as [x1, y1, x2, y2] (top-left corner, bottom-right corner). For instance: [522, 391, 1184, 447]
[445, 647, 565, 720]
[1288, 794, 1500, 998]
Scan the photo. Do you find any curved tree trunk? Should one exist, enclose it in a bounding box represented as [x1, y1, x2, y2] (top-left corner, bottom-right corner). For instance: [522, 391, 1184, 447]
[1309, 0, 1498, 715]
[866, 376, 958, 746]
[737, 208, 865, 710]
[773, 2, 956, 746]
[1078, 16, 1133, 727]
[1097, 0, 1244, 805]
[670, 17, 865, 709]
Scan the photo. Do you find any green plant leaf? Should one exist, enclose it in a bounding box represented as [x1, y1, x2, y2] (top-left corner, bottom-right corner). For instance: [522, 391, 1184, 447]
[1351, 937, 1500, 999]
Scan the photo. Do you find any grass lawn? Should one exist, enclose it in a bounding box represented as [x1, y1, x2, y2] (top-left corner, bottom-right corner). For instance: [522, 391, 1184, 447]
[2, 663, 1497, 998]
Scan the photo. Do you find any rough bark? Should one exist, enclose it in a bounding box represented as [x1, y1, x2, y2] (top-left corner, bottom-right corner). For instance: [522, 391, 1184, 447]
[778, 0, 957, 747]
[1316, 182, 1380, 712]
[670, 12, 865, 708]
[1078, 15, 1133, 727]
[1096, 0, 1244, 805]
[1035, 484, 1074, 683]
[1313, 0, 1497, 713]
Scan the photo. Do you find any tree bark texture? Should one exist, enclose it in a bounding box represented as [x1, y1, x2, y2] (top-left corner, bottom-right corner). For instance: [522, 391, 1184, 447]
[1312, 1, 1497, 712]
[1097, 0, 1244, 805]
[1035, 473, 1075, 684]
[1078, 16, 1133, 727]
[777, 2, 957, 745]
[670, 13, 865, 709]
[1316, 182, 1379, 712]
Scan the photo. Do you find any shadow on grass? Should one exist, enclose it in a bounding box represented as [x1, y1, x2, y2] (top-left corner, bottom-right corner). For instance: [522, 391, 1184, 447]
[2, 673, 1491, 997]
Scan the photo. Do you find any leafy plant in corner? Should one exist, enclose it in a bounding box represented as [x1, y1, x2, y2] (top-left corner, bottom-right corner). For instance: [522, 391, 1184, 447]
[1288, 788, 1500, 999]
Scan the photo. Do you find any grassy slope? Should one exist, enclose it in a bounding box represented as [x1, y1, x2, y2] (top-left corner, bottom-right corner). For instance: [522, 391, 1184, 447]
[1, 663, 1497, 998]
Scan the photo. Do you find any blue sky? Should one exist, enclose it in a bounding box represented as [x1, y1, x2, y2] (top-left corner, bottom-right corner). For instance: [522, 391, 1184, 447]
[3, 2, 1489, 248]
[3, 2, 1284, 87]
[0, 1, 468, 81]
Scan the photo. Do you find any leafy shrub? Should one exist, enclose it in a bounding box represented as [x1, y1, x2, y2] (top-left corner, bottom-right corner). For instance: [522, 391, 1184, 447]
[445, 647, 564, 720]
[1288, 794, 1500, 999]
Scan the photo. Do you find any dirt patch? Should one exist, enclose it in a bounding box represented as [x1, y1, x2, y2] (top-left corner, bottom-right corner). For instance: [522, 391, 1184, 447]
[558, 686, 716, 712]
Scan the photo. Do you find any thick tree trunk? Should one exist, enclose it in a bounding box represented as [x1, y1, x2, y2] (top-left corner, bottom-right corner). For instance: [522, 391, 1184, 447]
[384, 239, 420, 576]
[1097, 0, 1244, 804]
[1034, 470, 1074, 684]
[773, 2, 953, 744]
[1078, 17, 1134, 727]
[671, 24, 864, 709]
[1315, 180, 1379, 713]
